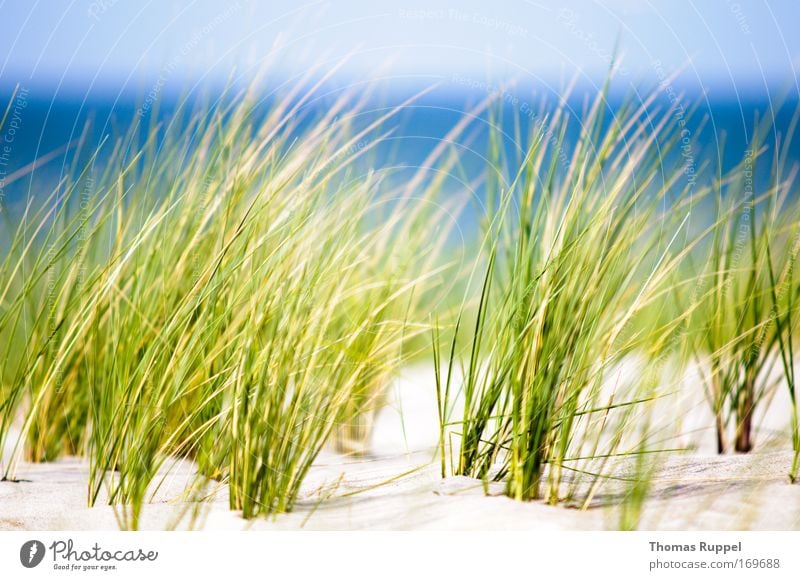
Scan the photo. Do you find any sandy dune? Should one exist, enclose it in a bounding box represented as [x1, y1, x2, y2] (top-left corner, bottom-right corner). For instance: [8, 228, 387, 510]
[1, 363, 798, 531]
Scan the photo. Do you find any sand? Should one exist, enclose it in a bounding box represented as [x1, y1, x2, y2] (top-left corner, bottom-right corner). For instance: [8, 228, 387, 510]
[1, 363, 799, 531]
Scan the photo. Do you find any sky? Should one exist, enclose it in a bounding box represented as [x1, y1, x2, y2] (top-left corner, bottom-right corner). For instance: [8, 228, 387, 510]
[0, 0, 798, 99]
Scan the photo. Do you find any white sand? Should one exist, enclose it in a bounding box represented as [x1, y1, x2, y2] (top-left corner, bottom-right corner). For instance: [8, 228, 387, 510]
[1, 362, 799, 531]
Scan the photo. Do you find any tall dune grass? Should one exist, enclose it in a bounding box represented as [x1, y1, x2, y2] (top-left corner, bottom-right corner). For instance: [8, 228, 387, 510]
[0, 82, 458, 526]
[683, 115, 800, 456]
[434, 84, 704, 506]
[2, 74, 799, 533]
[434, 86, 800, 509]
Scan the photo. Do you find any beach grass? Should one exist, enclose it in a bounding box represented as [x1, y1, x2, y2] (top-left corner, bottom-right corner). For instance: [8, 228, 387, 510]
[2, 74, 800, 532]
[680, 114, 800, 457]
[0, 81, 458, 526]
[433, 83, 707, 506]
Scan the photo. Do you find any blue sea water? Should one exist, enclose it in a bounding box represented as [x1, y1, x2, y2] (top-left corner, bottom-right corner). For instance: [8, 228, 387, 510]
[0, 80, 797, 239]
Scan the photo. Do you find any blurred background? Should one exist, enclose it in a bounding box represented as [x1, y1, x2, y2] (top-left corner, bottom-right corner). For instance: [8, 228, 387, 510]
[2, 0, 797, 93]
[1, 0, 798, 222]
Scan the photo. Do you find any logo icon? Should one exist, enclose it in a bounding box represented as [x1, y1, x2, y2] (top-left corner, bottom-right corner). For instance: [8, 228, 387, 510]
[20, 540, 45, 568]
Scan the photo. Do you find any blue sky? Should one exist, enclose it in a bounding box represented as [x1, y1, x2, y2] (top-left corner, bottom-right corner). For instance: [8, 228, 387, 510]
[0, 0, 798, 97]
